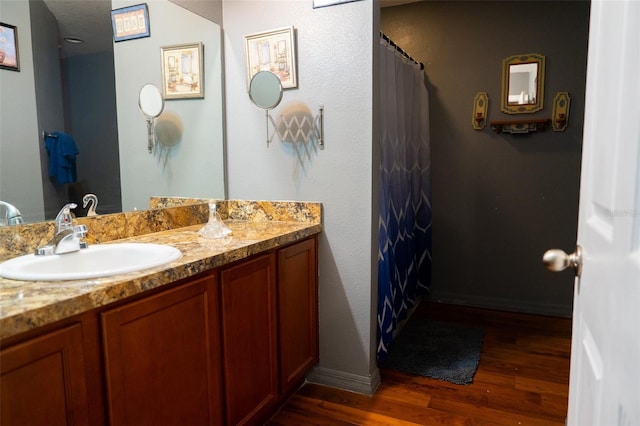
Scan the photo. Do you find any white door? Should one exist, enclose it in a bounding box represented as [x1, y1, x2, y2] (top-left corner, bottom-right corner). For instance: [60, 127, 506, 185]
[557, 0, 640, 424]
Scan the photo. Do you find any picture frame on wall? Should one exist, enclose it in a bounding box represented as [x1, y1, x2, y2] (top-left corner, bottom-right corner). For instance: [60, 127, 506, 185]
[160, 42, 204, 100]
[244, 26, 297, 89]
[0, 22, 20, 71]
[111, 3, 150, 42]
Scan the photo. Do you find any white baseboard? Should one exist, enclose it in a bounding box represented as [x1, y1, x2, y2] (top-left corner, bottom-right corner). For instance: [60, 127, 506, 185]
[431, 291, 572, 318]
[305, 366, 381, 396]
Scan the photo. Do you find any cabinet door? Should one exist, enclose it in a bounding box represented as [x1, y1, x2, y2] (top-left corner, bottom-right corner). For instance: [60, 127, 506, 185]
[220, 254, 278, 426]
[278, 237, 319, 395]
[101, 274, 223, 425]
[1, 323, 90, 425]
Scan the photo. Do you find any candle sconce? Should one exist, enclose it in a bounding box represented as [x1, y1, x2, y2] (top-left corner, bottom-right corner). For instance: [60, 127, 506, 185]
[552, 92, 571, 132]
[472, 92, 489, 130]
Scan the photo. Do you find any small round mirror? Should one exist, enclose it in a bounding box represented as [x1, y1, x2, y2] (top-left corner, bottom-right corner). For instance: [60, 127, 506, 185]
[139, 83, 164, 118]
[249, 71, 283, 110]
[138, 84, 164, 153]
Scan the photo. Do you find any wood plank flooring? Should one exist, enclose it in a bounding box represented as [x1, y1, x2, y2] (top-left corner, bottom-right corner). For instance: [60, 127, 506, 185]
[267, 302, 572, 425]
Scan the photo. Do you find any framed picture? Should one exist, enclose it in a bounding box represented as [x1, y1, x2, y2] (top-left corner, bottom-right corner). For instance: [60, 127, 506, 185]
[160, 43, 204, 100]
[0, 22, 19, 71]
[245, 26, 297, 89]
[111, 3, 150, 42]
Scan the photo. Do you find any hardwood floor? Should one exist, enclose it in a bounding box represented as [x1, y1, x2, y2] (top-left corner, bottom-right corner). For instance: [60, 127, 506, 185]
[267, 302, 572, 425]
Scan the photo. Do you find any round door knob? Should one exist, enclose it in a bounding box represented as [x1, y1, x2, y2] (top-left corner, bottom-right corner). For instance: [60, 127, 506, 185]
[542, 245, 582, 277]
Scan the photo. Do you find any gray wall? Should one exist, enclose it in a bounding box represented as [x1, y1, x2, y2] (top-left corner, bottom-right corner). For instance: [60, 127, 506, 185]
[63, 52, 122, 216]
[0, 0, 45, 223]
[382, 1, 590, 316]
[30, 0, 67, 220]
[223, 0, 379, 394]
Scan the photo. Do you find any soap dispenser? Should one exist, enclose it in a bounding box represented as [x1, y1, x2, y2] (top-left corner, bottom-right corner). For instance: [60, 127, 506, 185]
[198, 203, 232, 240]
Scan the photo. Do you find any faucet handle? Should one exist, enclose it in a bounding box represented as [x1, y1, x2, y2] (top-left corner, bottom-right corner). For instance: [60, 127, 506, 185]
[74, 224, 89, 250]
[73, 224, 88, 237]
[55, 203, 77, 232]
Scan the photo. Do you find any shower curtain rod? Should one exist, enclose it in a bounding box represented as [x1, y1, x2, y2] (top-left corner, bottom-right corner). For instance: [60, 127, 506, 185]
[380, 32, 424, 70]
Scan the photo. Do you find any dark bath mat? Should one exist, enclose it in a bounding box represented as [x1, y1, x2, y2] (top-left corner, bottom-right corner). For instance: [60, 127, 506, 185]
[381, 318, 484, 385]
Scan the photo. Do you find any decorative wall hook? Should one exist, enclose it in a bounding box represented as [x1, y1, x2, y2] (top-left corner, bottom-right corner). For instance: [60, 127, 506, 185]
[552, 92, 571, 132]
[472, 92, 489, 130]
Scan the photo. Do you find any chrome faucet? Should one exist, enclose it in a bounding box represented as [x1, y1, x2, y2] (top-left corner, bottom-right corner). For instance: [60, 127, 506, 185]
[35, 203, 88, 255]
[0, 201, 24, 226]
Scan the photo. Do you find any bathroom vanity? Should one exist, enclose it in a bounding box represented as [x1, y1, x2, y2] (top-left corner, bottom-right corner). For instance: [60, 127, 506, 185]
[0, 200, 321, 425]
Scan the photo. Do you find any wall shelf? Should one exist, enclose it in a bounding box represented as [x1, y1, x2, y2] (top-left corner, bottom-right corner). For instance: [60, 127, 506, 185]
[490, 118, 551, 134]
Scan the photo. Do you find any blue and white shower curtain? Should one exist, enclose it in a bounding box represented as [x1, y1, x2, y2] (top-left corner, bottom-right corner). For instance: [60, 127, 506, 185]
[377, 36, 432, 363]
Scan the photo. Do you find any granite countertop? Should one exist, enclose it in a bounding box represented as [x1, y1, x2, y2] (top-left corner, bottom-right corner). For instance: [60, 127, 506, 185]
[0, 200, 322, 341]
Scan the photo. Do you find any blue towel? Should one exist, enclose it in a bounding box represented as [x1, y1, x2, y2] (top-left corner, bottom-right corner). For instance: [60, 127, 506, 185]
[45, 131, 79, 184]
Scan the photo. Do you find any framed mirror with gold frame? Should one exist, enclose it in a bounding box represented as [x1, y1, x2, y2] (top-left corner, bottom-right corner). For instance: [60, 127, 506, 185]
[501, 53, 545, 114]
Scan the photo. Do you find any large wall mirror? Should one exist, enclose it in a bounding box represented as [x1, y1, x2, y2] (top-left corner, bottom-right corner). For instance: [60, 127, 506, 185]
[0, 0, 224, 225]
[500, 53, 545, 114]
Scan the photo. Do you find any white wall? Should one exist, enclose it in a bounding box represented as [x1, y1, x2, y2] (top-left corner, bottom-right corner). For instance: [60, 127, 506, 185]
[0, 0, 45, 222]
[114, 0, 225, 211]
[223, 0, 380, 393]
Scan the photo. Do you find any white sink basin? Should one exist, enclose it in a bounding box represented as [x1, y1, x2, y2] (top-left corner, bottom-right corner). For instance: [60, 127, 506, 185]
[0, 243, 182, 281]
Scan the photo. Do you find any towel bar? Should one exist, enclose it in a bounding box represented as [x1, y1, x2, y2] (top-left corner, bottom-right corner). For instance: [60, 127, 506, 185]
[42, 131, 58, 140]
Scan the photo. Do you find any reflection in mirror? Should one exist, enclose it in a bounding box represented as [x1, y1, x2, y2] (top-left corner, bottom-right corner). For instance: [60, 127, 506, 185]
[138, 84, 165, 154]
[0, 0, 121, 223]
[508, 63, 537, 104]
[0, 201, 24, 226]
[114, 0, 225, 213]
[501, 53, 545, 114]
[249, 71, 283, 146]
[139, 84, 165, 117]
[0, 0, 225, 224]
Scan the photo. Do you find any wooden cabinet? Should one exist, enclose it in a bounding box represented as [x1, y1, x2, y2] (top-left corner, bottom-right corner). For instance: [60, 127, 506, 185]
[1, 235, 318, 426]
[219, 237, 319, 425]
[220, 253, 279, 425]
[277, 237, 318, 396]
[101, 274, 223, 425]
[1, 323, 90, 425]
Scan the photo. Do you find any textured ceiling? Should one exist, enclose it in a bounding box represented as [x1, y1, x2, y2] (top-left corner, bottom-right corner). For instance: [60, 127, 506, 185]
[42, 0, 112, 58]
